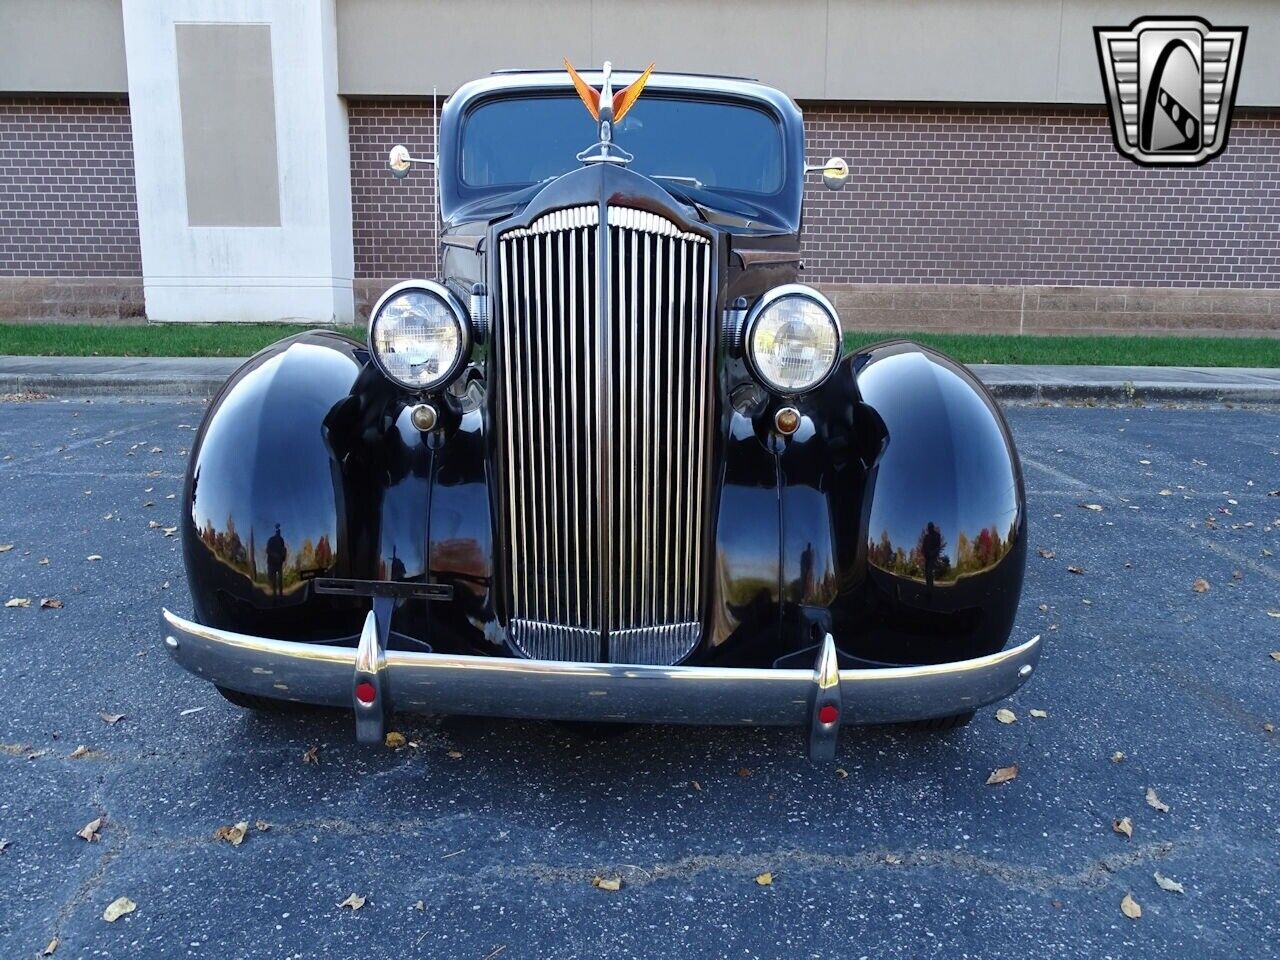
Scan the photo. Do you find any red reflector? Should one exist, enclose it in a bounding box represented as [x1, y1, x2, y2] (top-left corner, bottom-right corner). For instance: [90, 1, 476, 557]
[355, 681, 376, 705]
[818, 704, 838, 725]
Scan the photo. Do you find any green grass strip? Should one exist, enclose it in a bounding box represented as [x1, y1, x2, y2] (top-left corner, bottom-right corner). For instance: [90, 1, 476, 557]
[0, 323, 1276, 367]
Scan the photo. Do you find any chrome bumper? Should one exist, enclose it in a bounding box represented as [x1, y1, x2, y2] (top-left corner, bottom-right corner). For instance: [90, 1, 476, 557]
[161, 608, 1041, 761]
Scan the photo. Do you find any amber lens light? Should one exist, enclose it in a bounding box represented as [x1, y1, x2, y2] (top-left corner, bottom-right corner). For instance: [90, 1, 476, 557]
[748, 294, 840, 394]
[371, 289, 465, 391]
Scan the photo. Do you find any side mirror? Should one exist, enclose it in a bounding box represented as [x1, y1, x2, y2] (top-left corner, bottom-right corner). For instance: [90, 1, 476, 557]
[388, 144, 434, 178]
[805, 156, 849, 191]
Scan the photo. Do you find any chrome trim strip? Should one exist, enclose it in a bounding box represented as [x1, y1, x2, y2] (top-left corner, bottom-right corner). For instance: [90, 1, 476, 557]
[596, 197, 614, 655]
[162, 609, 1042, 730]
[499, 242, 521, 615]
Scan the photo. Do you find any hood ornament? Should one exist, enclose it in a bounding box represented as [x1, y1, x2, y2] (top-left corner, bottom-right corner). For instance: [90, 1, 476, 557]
[564, 59, 654, 165]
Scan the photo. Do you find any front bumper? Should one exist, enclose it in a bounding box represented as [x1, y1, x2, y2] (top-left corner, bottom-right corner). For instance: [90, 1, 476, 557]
[161, 608, 1041, 761]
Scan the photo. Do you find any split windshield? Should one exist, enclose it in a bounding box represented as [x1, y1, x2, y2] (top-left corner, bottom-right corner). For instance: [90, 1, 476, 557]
[460, 93, 785, 197]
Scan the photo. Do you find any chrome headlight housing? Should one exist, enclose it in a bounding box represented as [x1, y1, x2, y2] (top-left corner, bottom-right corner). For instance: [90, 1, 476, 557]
[368, 280, 471, 392]
[745, 284, 841, 395]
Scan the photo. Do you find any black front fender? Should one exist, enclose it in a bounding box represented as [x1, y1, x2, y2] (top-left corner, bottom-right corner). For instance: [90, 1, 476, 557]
[766, 340, 1026, 665]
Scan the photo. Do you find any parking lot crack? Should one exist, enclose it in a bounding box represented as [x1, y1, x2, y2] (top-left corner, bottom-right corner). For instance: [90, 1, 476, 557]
[508, 840, 1180, 894]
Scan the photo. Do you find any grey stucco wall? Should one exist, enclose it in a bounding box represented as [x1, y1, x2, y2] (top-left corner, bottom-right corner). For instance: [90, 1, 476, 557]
[333, 0, 1280, 104]
[4, 1, 1278, 105]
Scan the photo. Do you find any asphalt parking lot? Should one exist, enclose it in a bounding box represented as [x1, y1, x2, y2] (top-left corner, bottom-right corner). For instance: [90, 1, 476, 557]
[1, 395, 1277, 959]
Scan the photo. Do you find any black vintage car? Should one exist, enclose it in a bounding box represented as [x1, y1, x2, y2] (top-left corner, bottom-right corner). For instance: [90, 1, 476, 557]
[161, 64, 1039, 761]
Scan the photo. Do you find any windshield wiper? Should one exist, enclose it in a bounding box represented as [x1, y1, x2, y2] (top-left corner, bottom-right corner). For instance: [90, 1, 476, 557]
[652, 174, 706, 189]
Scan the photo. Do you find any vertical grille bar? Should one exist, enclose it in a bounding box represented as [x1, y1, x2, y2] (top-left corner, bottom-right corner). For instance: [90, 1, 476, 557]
[497, 205, 713, 665]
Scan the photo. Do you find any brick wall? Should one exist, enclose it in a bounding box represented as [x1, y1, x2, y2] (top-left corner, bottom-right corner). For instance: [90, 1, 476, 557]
[0, 97, 143, 322]
[348, 99, 440, 319]
[800, 103, 1280, 288]
[347, 98, 1279, 335]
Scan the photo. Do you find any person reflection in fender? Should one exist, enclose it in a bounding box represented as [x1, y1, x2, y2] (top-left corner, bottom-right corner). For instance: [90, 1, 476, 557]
[921, 521, 943, 589]
[266, 523, 287, 602]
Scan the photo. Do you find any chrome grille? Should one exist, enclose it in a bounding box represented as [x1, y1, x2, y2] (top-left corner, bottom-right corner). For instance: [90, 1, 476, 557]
[496, 204, 714, 665]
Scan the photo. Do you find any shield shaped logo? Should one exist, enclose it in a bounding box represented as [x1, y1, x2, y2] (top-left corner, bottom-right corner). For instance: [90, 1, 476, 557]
[1095, 16, 1247, 166]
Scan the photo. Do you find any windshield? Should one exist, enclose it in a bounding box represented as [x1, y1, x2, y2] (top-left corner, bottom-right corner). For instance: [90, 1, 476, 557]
[461, 93, 784, 197]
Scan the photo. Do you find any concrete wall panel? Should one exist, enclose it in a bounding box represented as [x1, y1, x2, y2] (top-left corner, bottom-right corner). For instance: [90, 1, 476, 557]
[123, 0, 354, 323]
[176, 24, 281, 227]
[0, 0, 128, 94]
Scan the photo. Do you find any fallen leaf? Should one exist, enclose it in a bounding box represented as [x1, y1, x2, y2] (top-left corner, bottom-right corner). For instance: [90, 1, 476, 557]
[985, 764, 1018, 785]
[1120, 892, 1142, 919]
[1112, 817, 1133, 838]
[835, 768, 849, 779]
[1037, 548, 1056, 559]
[5, 597, 31, 608]
[87, 554, 102, 561]
[414, 900, 424, 911]
[384, 732, 407, 749]
[339, 893, 366, 911]
[302, 745, 319, 764]
[1145, 787, 1170, 813]
[995, 708, 1016, 724]
[691, 780, 702, 791]
[1139, 459, 1151, 465]
[1192, 578, 1210, 593]
[446, 750, 463, 759]
[1153, 871, 1185, 894]
[213, 821, 249, 846]
[1267, 610, 1280, 618]
[98, 713, 125, 725]
[0, 544, 13, 552]
[77, 817, 104, 842]
[42, 936, 58, 955]
[40, 597, 63, 609]
[1265, 723, 1275, 734]
[255, 819, 270, 832]
[69, 745, 90, 759]
[1079, 503, 1104, 512]
[1029, 709, 1048, 718]
[38, 557, 49, 565]
[1111, 751, 1126, 763]
[591, 876, 621, 891]
[1158, 489, 1173, 496]
[737, 767, 753, 778]
[754, 872, 774, 886]
[102, 896, 136, 922]
[0, 838, 9, 853]
[1067, 566, 1085, 575]
[1270, 652, 1280, 662]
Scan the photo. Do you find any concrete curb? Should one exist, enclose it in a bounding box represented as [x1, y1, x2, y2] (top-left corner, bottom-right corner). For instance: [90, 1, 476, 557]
[2, 356, 1279, 403]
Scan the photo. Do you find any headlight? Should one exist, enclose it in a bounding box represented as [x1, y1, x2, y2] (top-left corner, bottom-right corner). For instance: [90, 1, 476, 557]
[745, 285, 841, 394]
[368, 281, 470, 392]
